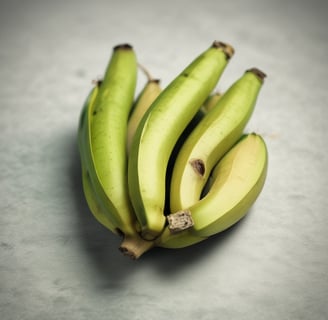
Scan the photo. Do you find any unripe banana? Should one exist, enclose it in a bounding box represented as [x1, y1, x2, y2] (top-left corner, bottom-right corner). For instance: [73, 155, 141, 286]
[78, 44, 154, 258]
[89, 43, 137, 234]
[128, 40, 235, 240]
[78, 84, 117, 232]
[165, 108, 206, 213]
[81, 164, 118, 231]
[157, 133, 268, 249]
[127, 70, 162, 154]
[170, 68, 266, 213]
[166, 91, 221, 206]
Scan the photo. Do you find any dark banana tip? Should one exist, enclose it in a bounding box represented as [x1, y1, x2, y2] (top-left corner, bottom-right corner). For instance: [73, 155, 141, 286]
[91, 78, 103, 87]
[212, 40, 235, 59]
[113, 43, 133, 51]
[118, 247, 137, 260]
[246, 67, 267, 82]
[149, 78, 161, 84]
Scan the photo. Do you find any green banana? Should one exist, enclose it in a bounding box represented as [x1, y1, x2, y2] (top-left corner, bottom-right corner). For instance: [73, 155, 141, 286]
[127, 73, 162, 154]
[166, 91, 222, 205]
[81, 164, 118, 231]
[165, 108, 206, 214]
[157, 133, 268, 248]
[78, 84, 117, 232]
[77, 44, 153, 258]
[128, 40, 235, 240]
[89, 43, 137, 235]
[170, 68, 266, 213]
[78, 81, 154, 259]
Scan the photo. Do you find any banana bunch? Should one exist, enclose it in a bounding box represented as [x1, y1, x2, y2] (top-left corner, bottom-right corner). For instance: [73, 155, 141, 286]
[77, 41, 268, 259]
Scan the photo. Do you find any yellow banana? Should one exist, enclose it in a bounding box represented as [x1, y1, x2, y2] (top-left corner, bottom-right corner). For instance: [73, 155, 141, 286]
[128, 40, 235, 240]
[157, 133, 268, 248]
[80, 164, 118, 231]
[170, 68, 266, 213]
[165, 108, 206, 213]
[127, 68, 162, 154]
[89, 43, 137, 235]
[166, 91, 221, 205]
[201, 90, 222, 113]
[78, 84, 117, 232]
[77, 44, 153, 258]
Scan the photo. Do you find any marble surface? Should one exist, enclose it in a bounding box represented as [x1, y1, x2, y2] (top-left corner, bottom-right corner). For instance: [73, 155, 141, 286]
[1, 0, 327, 319]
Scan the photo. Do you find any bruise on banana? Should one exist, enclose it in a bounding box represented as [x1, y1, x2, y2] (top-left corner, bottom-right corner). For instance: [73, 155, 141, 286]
[190, 158, 206, 177]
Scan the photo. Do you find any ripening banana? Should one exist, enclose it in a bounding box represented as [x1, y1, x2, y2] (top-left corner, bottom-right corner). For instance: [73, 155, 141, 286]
[166, 90, 222, 198]
[201, 90, 222, 113]
[89, 43, 137, 233]
[127, 75, 162, 154]
[165, 107, 207, 214]
[128, 40, 235, 240]
[78, 44, 154, 258]
[166, 91, 222, 210]
[80, 164, 118, 231]
[78, 83, 117, 232]
[170, 68, 266, 213]
[78, 81, 154, 259]
[156, 133, 268, 249]
[165, 90, 222, 195]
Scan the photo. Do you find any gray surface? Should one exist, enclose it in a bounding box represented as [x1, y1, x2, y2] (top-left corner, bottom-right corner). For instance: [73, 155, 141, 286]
[1, 0, 327, 319]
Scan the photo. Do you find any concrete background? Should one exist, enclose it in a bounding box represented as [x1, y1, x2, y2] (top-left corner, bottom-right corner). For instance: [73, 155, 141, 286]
[1, 0, 327, 319]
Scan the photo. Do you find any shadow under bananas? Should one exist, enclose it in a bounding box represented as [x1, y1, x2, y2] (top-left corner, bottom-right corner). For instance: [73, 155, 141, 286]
[67, 128, 138, 287]
[141, 214, 251, 276]
[67, 127, 253, 281]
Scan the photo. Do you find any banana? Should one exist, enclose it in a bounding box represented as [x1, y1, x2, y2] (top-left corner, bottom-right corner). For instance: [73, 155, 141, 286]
[128, 40, 235, 240]
[165, 108, 206, 213]
[157, 133, 268, 249]
[170, 68, 266, 213]
[89, 43, 137, 234]
[201, 90, 222, 113]
[165, 91, 222, 207]
[78, 83, 117, 232]
[127, 67, 162, 154]
[81, 164, 118, 231]
[79, 44, 154, 258]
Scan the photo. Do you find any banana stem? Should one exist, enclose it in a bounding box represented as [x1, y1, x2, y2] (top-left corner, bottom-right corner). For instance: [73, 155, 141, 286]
[119, 234, 155, 259]
[167, 210, 194, 233]
[138, 62, 157, 82]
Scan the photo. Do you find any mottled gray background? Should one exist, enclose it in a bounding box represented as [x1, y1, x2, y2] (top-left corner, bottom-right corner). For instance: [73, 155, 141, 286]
[1, 0, 327, 319]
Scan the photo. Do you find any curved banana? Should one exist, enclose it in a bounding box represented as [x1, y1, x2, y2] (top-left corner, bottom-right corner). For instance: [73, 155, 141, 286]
[170, 68, 266, 213]
[127, 71, 162, 154]
[165, 88, 224, 210]
[81, 164, 118, 231]
[78, 84, 117, 232]
[89, 43, 137, 235]
[165, 107, 206, 213]
[157, 133, 268, 248]
[128, 40, 235, 240]
[166, 91, 222, 202]
[78, 44, 154, 258]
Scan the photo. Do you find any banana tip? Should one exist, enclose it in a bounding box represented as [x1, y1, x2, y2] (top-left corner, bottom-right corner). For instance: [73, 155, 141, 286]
[149, 78, 161, 84]
[246, 68, 267, 81]
[113, 43, 133, 51]
[212, 40, 235, 59]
